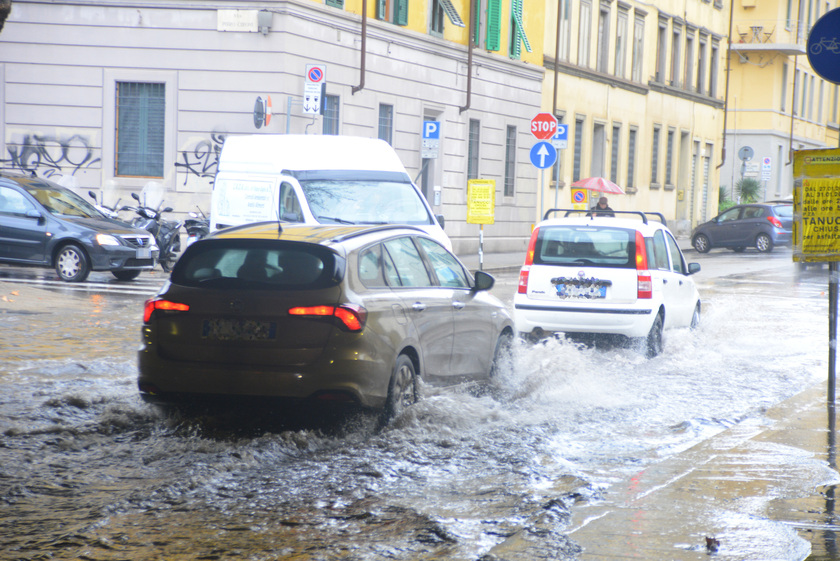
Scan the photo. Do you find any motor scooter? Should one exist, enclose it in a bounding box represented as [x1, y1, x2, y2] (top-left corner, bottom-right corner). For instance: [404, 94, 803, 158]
[122, 193, 182, 272]
[87, 190, 122, 220]
[184, 206, 210, 247]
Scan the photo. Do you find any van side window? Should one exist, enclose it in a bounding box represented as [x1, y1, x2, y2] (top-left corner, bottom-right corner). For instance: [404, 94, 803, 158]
[279, 182, 303, 222]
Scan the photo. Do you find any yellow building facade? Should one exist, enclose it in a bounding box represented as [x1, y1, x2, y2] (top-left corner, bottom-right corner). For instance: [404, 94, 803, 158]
[724, 0, 840, 201]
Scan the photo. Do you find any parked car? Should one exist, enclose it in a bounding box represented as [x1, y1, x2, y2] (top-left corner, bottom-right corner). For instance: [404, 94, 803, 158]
[0, 172, 158, 282]
[513, 210, 701, 357]
[691, 202, 793, 253]
[137, 222, 514, 422]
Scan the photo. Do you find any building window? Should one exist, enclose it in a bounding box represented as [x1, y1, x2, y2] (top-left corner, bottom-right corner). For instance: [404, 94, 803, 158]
[596, 2, 610, 73]
[509, 0, 532, 58]
[808, 75, 815, 120]
[655, 17, 668, 82]
[631, 14, 645, 82]
[468, 119, 480, 180]
[573, 116, 585, 182]
[670, 24, 682, 87]
[819, 80, 825, 122]
[325, 0, 344, 7]
[833, 85, 839, 123]
[781, 62, 789, 112]
[801, 72, 808, 118]
[666, 127, 675, 186]
[709, 40, 719, 97]
[610, 123, 621, 184]
[627, 126, 637, 190]
[504, 125, 516, 197]
[431, 0, 445, 35]
[793, 69, 800, 115]
[377, 0, 407, 25]
[697, 35, 707, 94]
[558, 0, 571, 61]
[378, 104, 393, 145]
[615, 8, 628, 78]
[323, 95, 340, 135]
[116, 82, 165, 177]
[651, 125, 661, 185]
[684, 29, 695, 92]
[578, 0, 592, 68]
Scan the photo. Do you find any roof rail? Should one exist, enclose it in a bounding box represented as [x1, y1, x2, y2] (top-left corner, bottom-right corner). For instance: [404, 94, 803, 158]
[542, 208, 668, 227]
[330, 224, 426, 243]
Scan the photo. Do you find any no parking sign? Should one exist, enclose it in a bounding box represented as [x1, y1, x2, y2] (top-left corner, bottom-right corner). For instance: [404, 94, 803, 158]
[571, 188, 588, 210]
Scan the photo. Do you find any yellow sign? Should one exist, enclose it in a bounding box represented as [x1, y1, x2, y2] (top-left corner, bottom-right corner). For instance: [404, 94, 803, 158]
[467, 179, 495, 224]
[570, 188, 588, 211]
[793, 148, 840, 262]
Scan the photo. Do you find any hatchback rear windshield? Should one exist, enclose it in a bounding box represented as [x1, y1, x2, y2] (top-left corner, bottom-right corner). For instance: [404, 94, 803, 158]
[535, 226, 636, 268]
[171, 240, 343, 289]
[773, 204, 793, 218]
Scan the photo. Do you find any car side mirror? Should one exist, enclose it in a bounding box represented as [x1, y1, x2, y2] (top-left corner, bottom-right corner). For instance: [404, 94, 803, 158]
[436, 214, 445, 229]
[472, 270, 495, 292]
[688, 263, 701, 275]
[25, 209, 43, 222]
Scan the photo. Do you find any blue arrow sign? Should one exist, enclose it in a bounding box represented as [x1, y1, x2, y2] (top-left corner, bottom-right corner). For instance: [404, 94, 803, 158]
[530, 141, 557, 169]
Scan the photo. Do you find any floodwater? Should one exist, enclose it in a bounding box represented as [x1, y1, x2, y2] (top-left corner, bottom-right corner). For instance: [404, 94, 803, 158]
[0, 260, 832, 560]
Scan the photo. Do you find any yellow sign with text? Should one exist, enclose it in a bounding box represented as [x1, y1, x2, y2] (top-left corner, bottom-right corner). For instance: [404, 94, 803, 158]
[467, 179, 495, 225]
[571, 188, 588, 211]
[793, 148, 840, 262]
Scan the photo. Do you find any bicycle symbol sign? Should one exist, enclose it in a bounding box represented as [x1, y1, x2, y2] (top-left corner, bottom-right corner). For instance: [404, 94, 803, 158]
[808, 8, 840, 84]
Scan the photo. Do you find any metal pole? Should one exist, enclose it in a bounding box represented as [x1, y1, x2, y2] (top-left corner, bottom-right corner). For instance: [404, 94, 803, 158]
[830, 262, 837, 405]
[479, 224, 484, 271]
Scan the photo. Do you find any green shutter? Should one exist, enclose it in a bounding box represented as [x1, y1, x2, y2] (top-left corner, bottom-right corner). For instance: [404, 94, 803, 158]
[510, 0, 531, 57]
[485, 0, 501, 51]
[376, 0, 386, 20]
[396, 0, 408, 25]
[325, 0, 344, 7]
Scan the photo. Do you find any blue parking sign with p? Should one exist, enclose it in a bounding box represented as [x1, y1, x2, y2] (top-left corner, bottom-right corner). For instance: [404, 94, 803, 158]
[423, 121, 440, 140]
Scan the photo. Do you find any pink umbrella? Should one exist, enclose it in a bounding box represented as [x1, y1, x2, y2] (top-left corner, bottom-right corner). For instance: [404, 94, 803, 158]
[570, 177, 625, 195]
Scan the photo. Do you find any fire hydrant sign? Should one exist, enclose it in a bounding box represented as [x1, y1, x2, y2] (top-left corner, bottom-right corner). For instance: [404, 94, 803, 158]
[467, 179, 495, 224]
[793, 148, 840, 261]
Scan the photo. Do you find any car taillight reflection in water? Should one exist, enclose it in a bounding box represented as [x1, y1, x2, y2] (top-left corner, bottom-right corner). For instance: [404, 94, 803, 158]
[144, 298, 189, 322]
[288, 304, 367, 331]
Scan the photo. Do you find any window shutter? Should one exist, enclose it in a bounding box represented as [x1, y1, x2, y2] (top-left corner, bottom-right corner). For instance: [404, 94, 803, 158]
[376, 0, 386, 20]
[325, 0, 344, 7]
[485, 0, 501, 51]
[396, 0, 408, 25]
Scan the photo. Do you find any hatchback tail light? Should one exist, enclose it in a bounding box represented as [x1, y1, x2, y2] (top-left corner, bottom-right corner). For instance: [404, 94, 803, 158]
[518, 227, 540, 294]
[767, 216, 783, 229]
[144, 298, 189, 323]
[635, 230, 653, 299]
[288, 304, 367, 331]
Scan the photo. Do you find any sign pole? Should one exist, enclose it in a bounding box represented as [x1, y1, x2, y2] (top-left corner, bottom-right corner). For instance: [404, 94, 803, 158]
[830, 262, 837, 404]
[479, 225, 484, 271]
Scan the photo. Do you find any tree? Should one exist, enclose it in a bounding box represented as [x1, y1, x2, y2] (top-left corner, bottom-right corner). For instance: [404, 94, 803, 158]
[736, 177, 762, 203]
[0, 1, 10, 33]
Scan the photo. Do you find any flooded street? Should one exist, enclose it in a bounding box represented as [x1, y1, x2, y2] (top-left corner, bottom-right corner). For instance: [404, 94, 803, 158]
[0, 252, 833, 560]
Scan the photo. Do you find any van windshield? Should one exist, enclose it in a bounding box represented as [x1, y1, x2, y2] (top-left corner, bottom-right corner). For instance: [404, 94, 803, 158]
[300, 180, 433, 225]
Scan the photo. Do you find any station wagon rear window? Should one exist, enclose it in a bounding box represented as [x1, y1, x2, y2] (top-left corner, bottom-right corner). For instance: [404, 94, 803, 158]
[535, 226, 635, 268]
[171, 240, 343, 289]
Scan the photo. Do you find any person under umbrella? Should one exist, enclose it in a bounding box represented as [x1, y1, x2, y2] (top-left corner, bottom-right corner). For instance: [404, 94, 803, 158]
[589, 196, 615, 217]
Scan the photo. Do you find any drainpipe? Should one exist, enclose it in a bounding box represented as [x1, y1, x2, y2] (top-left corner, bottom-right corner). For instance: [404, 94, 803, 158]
[717, 0, 735, 170]
[552, 2, 561, 115]
[352, 0, 368, 94]
[459, 0, 476, 113]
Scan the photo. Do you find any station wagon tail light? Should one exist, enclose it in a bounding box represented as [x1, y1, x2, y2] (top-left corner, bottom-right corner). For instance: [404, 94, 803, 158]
[288, 304, 367, 331]
[768, 216, 783, 229]
[635, 231, 653, 299]
[143, 298, 189, 322]
[518, 227, 540, 294]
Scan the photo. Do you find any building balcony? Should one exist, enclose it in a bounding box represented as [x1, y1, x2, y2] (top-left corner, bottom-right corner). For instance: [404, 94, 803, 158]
[730, 19, 806, 55]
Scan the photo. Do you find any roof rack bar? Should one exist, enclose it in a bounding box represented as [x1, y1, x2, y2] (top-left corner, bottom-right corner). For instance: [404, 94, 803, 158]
[542, 208, 668, 227]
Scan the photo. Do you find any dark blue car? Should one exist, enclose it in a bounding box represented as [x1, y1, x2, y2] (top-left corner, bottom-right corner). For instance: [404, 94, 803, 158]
[0, 172, 158, 281]
[691, 202, 793, 253]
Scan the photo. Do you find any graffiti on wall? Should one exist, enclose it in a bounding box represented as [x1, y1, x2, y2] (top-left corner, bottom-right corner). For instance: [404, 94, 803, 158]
[176, 132, 226, 185]
[0, 134, 100, 177]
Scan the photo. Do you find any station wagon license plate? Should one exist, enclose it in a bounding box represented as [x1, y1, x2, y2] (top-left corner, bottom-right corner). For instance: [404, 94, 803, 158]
[556, 284, 607, 299]
[202, 319, 277, 341]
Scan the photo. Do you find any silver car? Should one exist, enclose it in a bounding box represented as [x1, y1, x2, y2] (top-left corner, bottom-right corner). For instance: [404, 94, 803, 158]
[138, 223, 514, 421]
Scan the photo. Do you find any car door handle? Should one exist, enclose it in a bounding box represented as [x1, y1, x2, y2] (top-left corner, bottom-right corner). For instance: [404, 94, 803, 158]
[412, 302, 426, 312]
[452, 301, 465, 310]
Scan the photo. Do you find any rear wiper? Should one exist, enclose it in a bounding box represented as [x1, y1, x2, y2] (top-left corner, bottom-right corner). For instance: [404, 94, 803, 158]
[317, 215, 356, 225]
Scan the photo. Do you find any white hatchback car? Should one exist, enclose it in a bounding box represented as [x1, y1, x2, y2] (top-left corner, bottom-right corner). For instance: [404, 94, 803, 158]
[513, 210, 701, 357]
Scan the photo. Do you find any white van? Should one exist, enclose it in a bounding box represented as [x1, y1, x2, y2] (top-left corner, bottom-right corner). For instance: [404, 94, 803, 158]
[210, 134, 450, 248]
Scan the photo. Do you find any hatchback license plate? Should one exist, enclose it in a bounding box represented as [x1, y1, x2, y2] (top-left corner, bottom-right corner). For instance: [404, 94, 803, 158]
[202, 319, 277, 341]
[556, 284, 606, 299]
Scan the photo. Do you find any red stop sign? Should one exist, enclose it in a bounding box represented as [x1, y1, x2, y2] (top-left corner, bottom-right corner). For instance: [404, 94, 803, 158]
[531, 113, 558, 140]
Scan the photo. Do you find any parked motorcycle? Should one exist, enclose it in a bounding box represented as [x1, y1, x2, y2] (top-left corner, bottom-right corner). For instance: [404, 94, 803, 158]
[184, 206, 210, 247]
[122, 193, 182, 272]
[87, 190, 122, 220]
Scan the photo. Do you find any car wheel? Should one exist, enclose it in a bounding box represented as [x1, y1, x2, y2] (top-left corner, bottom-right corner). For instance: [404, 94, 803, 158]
[489, 331, 514, 378]
[732, 247, 746, 253]
[692, 234, 711, 253]
[690, 303, 701, 329]
[55, 244, 90, 282]
[642, 313, 663, 358]
[112, 270, 141, 281]
[756, 233, 774, 253]
[382, 354, 418, 423]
